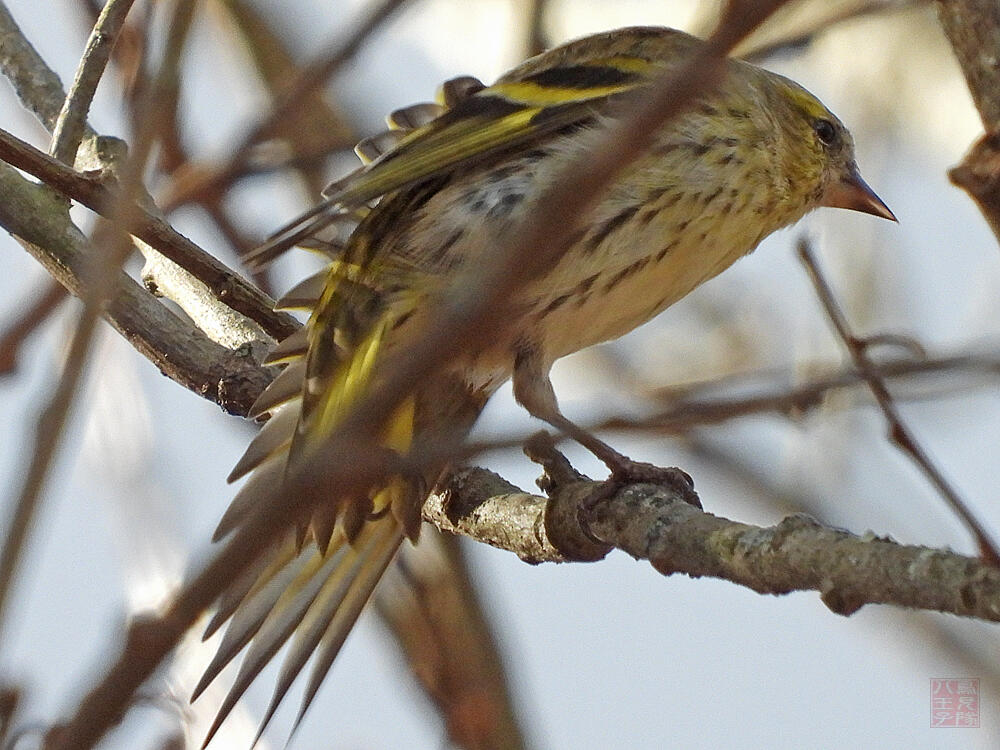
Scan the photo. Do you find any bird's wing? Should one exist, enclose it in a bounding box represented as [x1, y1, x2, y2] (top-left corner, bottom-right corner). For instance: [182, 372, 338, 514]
[247, 29, 696, 266]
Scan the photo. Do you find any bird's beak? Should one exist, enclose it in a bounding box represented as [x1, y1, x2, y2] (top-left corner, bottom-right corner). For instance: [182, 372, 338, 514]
[822, 167, 897, 222]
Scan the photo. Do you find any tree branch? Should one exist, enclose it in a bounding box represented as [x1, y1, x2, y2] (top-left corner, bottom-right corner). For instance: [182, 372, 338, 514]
[0, 126, 298, 343]
[50, 0, 137, 165]
[376, 532, 529, 750]
[948, 131, 1000, 243]
[935, 0, 1000, 130]
[601, 349, 1000, 435]
[160, 0, 412, 211]
[427, 465, 1000, 622]
[0, 0, 203, 639]
[0, 278, 66, 375]
[935, 0, 1000, 243]
[0, 163, 272, 413]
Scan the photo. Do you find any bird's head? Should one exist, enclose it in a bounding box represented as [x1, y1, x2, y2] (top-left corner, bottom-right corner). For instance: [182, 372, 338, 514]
[765, 75, 896, 223]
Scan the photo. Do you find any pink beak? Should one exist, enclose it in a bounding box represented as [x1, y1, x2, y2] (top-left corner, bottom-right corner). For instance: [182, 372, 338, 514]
[822, 167, 897, 222]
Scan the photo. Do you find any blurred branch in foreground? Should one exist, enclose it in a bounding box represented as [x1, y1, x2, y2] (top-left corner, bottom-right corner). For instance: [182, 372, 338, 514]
[377, 532, 528, 750]
[0, 0, 197, 644]
[158, 0, 413, 213]
[0, 279, 66, 375]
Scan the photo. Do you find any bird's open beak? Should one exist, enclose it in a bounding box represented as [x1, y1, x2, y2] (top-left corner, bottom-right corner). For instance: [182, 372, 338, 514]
[822, 167, 897, 222]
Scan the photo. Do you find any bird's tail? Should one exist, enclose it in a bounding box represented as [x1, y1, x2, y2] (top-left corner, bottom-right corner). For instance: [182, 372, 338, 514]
[193, 259, 425, 747]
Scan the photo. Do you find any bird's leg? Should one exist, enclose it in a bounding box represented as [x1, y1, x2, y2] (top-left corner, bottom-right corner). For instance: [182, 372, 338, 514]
[512, 346, 700, 508]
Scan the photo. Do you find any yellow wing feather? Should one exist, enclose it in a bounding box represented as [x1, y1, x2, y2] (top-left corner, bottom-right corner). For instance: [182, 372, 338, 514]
[247, 48, 662, 267]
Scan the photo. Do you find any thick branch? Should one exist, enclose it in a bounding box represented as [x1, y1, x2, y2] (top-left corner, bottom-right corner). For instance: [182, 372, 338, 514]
[428, 466, 1000, 622]
[424, 468, 564, 563]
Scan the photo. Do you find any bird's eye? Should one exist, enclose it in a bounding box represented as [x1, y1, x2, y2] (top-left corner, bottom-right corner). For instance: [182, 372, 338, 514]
[813, 118, 837, 147]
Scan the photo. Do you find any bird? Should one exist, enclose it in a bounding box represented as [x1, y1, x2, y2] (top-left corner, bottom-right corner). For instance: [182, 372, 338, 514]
[193, 25, 895, 745]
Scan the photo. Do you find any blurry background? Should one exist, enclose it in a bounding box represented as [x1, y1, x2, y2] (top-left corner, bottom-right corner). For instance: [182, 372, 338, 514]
[1, 0, 998, 748]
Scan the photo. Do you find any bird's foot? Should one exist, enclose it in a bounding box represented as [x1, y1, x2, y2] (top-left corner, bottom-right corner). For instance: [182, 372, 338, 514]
[588, 445, 701, 510]
[575, 450, 702, 551]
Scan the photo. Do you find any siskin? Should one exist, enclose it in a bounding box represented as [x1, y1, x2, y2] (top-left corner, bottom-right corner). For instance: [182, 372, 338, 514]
[195, 26, 894, 744]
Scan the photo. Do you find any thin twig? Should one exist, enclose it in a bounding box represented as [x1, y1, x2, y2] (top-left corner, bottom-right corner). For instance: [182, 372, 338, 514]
[0, 1, 126, 181]
[616, 351, 1000, 433]
[646, 348, 997, 401]
[29, 0, 137, 345]
[521, 0, 550, 57]
[0, 2, 84, 132]
[75, 0, 147, 99]
[796, 237, 1000, 563]
[446, 350, 1000, 467]
[0, 279, 67, 375]
[735, 0, 926, 62]
[160, 0, 412, 211]
[50, 0, 137, 165]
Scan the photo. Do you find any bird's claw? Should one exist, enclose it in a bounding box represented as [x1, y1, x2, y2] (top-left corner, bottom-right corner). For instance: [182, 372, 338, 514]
[596, 451, 701, 509]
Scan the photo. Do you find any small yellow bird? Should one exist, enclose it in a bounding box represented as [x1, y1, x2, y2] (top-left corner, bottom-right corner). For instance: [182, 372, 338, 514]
[195, 26, 894, 744]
